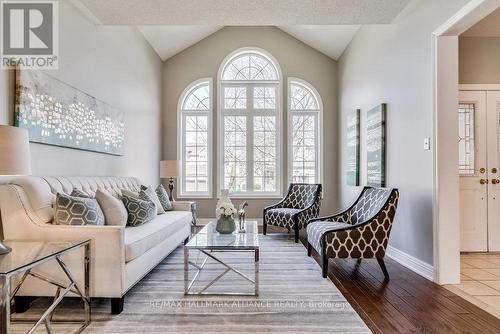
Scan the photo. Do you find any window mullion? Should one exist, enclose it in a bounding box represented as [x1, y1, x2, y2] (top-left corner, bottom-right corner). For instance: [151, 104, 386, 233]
[247, 85, 254, 192]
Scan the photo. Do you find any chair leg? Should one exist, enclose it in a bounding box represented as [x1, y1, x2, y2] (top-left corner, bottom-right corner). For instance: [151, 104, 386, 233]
[321, 254, 328, 278]
[263, 221, 267, 235]
[377, 258, 390, 279]
[356, 258, 362, 265]
[307, 242, 312, 257]
[294, 226, 299, 243]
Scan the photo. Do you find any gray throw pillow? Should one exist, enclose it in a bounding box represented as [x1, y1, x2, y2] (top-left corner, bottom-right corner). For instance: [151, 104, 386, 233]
[156, 184, 173, 211]
[71, 188, 91, 198]
[54, 193, 105, 226]
[121, 189, 139, 198]
[141, 185, 165, 214]
[95, 190, 128, 226]
[122, 192, 157, 227]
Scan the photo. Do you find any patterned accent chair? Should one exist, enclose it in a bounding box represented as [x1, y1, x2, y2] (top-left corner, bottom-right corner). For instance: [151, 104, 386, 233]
[263, 183, 322, 243]
[306, 187, 399, 279]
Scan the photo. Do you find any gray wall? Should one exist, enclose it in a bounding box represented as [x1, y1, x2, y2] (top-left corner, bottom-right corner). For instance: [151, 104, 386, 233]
[0, 0, 163, 185]
[459, 37, 500, 84]
[163, 26, 338, 218]
[338, 0, 469, 265]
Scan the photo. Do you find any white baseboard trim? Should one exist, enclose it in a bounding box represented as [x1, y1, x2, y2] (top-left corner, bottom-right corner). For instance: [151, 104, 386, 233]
[386, 245, 434, 281]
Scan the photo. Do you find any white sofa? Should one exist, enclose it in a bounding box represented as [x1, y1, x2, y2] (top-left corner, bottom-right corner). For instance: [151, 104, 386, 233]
[0, 176, 193, 313]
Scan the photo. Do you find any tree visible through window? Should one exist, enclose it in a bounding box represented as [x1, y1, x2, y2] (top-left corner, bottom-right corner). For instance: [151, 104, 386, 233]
[289, 79, 322, 184]
[219, 49, 281, 196]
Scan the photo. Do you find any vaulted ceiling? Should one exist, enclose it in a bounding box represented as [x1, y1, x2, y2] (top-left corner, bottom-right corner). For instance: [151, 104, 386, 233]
[76, 0, 411, 61]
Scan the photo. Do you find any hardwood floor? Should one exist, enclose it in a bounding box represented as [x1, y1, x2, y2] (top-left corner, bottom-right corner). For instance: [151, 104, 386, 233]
[291, 229, 500, 334]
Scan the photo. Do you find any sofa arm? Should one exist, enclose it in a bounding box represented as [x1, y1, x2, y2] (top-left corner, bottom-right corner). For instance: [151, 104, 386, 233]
[172, 201, 197, 225]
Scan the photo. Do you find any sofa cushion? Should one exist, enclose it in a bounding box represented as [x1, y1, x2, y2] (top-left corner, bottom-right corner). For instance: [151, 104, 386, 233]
[122, 193, 157, 227]
[141, 185, 165, 214]
[95, 189, 127, 226]
[54, 193, 105, 226]
[124, 211, 191, 262]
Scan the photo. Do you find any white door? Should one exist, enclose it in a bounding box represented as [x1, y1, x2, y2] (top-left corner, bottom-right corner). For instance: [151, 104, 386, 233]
[487, 91, 500, 251]
[459, 91, 488, 252]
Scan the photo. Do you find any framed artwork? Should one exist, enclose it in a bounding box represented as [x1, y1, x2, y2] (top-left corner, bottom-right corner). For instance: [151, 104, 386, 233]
[346, 109, 360, 186]
[15, 70, 125, 156]
[366, 103, 386, 187]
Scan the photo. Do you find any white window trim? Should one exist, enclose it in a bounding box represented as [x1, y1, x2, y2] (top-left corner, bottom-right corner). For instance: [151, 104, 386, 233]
[217, 47, 284, 199]
[287, 77, 324, 185]
[177, 78, 213, 199]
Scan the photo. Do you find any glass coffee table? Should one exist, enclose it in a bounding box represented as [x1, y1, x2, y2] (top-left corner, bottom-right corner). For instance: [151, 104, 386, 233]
[184, 221, 259, 296]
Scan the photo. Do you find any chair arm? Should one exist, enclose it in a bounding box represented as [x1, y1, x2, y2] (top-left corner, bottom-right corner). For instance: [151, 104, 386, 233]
[308, 210, 350, 224]
[263, 197, 288, 213]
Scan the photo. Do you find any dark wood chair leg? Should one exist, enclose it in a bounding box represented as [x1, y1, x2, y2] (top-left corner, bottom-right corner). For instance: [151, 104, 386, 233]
[294, 227, 299, 243]
[377, 258, 390, 279]
[356, 258, 362, 265]
[14, 296, 31, 313]
[322, 254, 328, 278]
[263, 221, 267, 235]
[307, 242, 312, 257]
[111, 297, 124, 314]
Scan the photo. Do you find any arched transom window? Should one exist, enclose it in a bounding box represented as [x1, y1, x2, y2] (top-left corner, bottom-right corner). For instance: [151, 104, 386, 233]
[178, 79, 212, 197]
[288, 78, 322, 184]
[219, 48, 282, 196]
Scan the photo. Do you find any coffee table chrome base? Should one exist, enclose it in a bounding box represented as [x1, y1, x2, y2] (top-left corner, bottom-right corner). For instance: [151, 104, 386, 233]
[184, 248, 259, 296]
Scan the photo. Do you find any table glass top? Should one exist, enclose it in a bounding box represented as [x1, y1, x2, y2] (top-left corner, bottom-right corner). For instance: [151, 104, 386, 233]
[186, 221, 259, 249]
[0, 240, 89, 275]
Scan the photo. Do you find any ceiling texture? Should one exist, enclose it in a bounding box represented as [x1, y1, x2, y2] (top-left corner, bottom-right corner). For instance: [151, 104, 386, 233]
[77, 0, 411, 61]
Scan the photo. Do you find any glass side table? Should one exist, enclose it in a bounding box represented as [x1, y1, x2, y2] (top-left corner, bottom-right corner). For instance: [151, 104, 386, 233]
[0, 239, 91, 334]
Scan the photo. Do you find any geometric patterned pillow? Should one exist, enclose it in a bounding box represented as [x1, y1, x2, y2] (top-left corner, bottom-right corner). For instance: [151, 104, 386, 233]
[70, 188, 92, 198]
[122, 192, 157, 227]
[54, 193, 105, 226]
[156, 184, 173, 211]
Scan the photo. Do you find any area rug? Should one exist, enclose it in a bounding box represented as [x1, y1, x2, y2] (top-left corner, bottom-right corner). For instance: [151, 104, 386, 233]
[12, 233, 370, 333]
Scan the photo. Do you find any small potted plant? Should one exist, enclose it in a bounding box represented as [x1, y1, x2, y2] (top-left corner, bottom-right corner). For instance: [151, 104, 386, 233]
[216, 202, 237, 234]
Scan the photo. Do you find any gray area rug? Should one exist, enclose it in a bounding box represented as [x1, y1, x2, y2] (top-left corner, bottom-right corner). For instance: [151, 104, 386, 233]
[12, 233, 370, 333]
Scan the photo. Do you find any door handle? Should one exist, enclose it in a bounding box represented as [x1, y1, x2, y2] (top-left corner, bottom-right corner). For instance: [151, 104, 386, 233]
[493, 179, 500, 184]
[480, 179, 489, 185]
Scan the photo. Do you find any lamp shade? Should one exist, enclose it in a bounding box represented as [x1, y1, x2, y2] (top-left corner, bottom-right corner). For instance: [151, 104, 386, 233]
[0, 125, 31, 176]
[160, 160, 179, 178]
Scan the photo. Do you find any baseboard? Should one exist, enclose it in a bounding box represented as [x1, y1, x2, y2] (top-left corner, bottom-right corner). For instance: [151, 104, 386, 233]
[196, 218, 263, 226]
[386, 245, 434, 281]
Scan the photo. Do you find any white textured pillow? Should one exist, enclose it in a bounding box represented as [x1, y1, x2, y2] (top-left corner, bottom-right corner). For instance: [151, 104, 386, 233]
[141, 185, 165, 214]
[95, 190, 128, 226]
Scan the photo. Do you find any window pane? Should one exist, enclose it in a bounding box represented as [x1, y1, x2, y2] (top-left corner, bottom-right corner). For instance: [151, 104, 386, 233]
[458, 103, 475, 175]
[290, 83, 319, 111]
[254, 87, 276, 109]
[182, 114, 209, 194]
[222, 53, 278, 81]
[224, 87, 246, 109]
[291, 114, 317, 183]
[254, 116, 277, 192]
[182, 83, 210, 111]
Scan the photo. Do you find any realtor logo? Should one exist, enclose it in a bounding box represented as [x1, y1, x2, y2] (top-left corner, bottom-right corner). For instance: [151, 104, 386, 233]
[1, 1, 58, 69]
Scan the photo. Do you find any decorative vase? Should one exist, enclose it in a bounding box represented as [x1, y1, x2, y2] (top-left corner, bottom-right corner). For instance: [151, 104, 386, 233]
[216, 189, 232, 217]
[216, 215, 236, 234]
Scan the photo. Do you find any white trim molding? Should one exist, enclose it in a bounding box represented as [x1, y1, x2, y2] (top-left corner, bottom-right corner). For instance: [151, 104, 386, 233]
[459, 84, 500, 91]
[386, 245, 434, 281]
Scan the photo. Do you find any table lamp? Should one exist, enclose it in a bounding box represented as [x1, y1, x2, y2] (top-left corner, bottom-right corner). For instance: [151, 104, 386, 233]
[0, 125, 31, 254]
[160, 160, 179, 201]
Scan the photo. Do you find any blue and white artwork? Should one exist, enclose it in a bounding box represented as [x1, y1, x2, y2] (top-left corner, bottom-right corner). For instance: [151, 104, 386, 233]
[15, 70, 125, 156]
[366, 103, 386, 187]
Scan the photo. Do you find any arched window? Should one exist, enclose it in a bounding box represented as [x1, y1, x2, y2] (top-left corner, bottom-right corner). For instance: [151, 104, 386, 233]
[219, 48, 282, 196]
[288, 78, 322, 184]
[178, 78, 212, 197]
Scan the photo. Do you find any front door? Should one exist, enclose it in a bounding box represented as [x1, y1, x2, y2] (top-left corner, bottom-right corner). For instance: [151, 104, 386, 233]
[459, 90, 488, 252]
[487, 91, 500, 251]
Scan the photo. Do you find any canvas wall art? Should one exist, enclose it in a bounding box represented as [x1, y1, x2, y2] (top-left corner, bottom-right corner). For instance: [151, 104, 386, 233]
[346, 109, 360, 186]
[15, 70, 125, 156]
[366, 103, 386, 187]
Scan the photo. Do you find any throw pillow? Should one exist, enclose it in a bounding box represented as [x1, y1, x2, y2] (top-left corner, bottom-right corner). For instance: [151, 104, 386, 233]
[54, 193, 105, 226]
[121, 189, 139, 198]
[71, 188, 91, 198]
[156, 184, 173, 211]
[122, 193, 157, 227]
[141, 185, 165, 214]
[95, 189, 128, 226]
